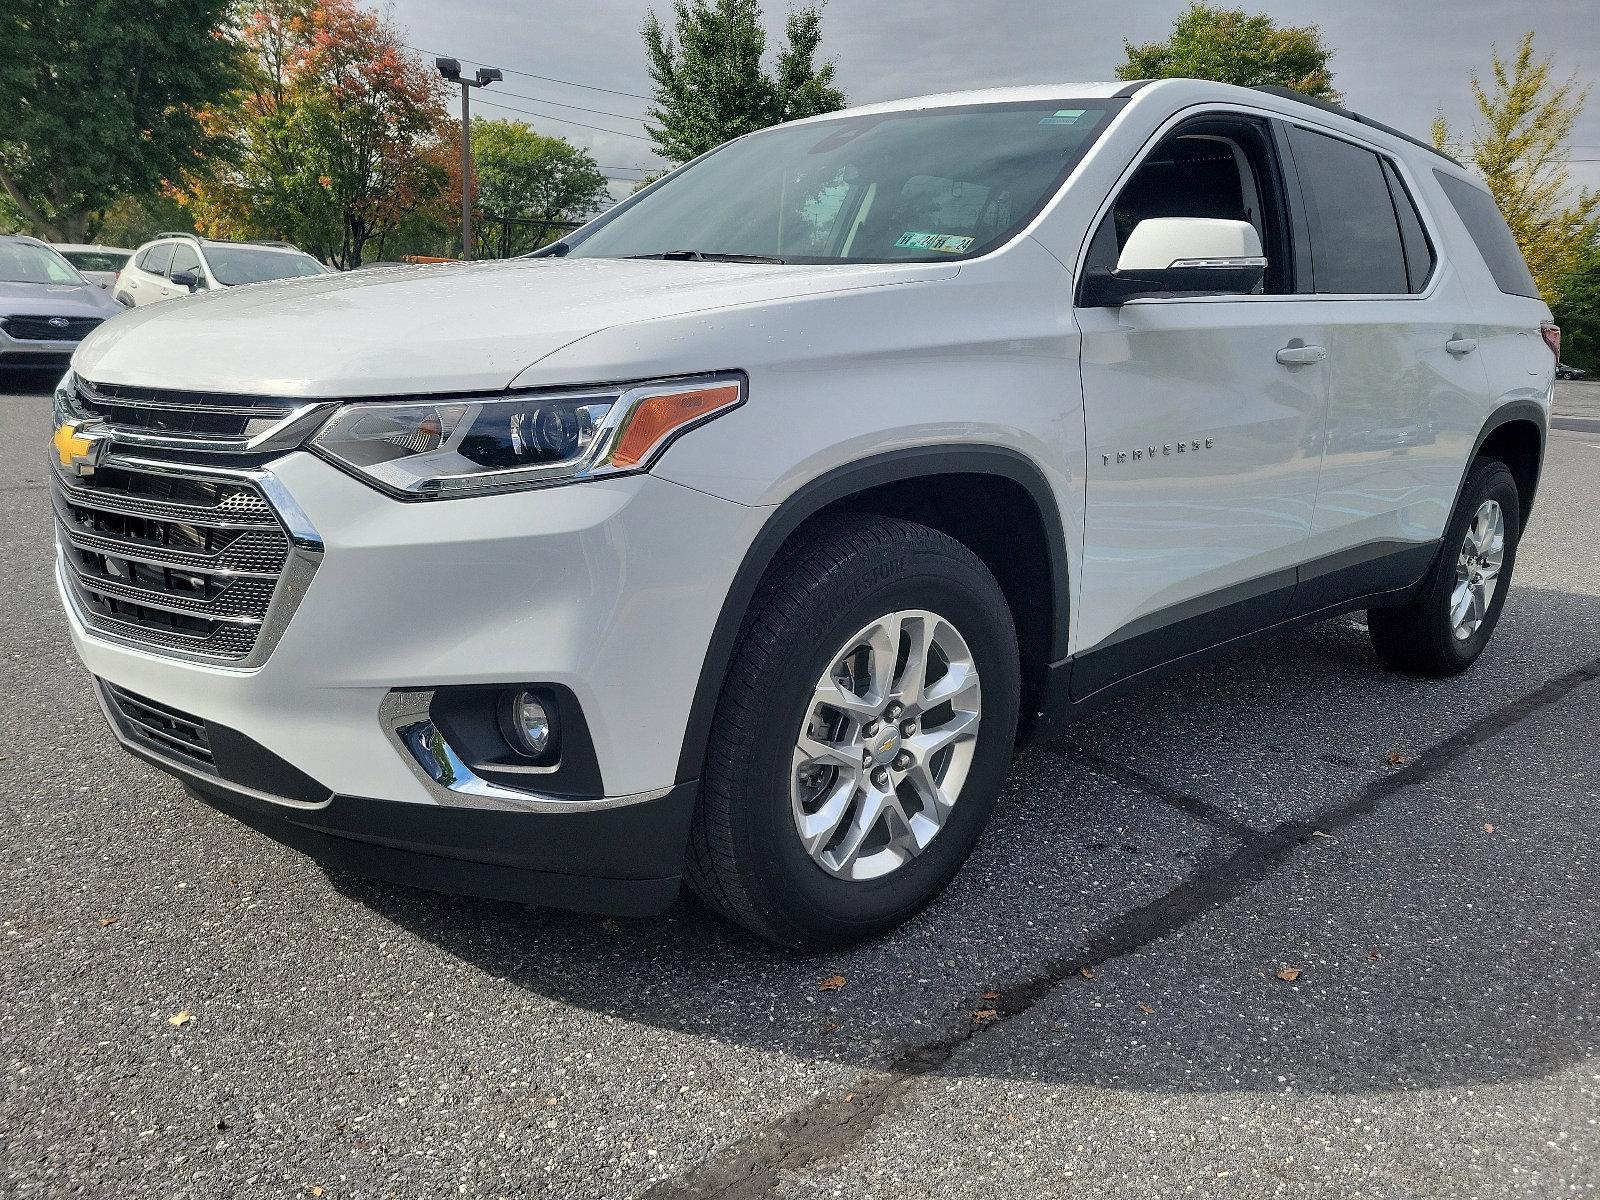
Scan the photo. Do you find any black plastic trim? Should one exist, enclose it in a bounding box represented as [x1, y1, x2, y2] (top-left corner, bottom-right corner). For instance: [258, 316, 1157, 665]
[1457, 400, 1547, 522]
[672, 446, 1071, 783]
[1112, 80, 1152, 97]
[1038, 539, 1440, 731]
[429, 683, 603, 799]
[1251, 85, 1461, 166]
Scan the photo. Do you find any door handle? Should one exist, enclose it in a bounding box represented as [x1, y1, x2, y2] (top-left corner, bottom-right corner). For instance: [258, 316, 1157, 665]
[1445, 337, 1478, 356]
[1276, 344, 1328, 366]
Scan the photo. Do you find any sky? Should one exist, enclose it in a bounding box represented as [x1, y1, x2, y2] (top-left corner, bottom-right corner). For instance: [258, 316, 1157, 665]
[392, 0, 1600, 200]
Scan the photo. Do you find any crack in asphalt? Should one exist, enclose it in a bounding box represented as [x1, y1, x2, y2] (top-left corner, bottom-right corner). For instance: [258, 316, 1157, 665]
[1052, 744, 1264, 841]
[641, 655, 1600, 1200]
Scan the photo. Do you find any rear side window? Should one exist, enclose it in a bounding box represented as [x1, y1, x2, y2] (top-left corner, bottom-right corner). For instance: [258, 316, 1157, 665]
[1382, 161, 1435, 292]
[143, 242, 175, 276]
[1286, 126, 1408, 294]
[1433, 171, 1540, 298]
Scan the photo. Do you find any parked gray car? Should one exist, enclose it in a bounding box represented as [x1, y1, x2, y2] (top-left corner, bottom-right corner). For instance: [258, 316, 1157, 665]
[51, 244, 133, 292]
[0, 236, 124, 372]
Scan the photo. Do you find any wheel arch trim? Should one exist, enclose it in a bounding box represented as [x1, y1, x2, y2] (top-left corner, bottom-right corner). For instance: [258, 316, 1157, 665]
[1458, 399, 1546, 523]
[672, 445, 1070, 783]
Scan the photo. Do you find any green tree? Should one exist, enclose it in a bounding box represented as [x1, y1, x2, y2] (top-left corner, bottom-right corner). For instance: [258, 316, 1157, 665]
[641, 0, 845, 163]
[471, 119, 609, 254]
[1117, 3, 1339, 102]
[182, 0, 454, 268]
[1551, 236, 1600, 372]
[0, 0, 240, 242]
[1433, 32, 1599, 303]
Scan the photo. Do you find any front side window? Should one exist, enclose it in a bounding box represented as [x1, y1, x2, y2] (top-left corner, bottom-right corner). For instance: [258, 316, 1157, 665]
[203, 246, 328, 285]
[168, 244, 202, 279]
[144, 242, 176, 276]
[0, 241, 83, 285]
[1286, 126, 1409, 295]
[564, 101, 1120, 264]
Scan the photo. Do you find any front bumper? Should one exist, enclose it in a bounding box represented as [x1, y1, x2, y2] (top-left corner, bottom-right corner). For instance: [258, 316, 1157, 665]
[61, 450, 764, 912]
[1, 328, 82, 368]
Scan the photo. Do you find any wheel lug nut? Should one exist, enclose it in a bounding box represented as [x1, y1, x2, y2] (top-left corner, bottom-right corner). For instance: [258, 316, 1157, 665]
[893, 752, 913, 770]
[900, 720, 916, 737]
[885, 703, 902, 719]
[871, 767, 890, 788]
[862, 720, 880, 738]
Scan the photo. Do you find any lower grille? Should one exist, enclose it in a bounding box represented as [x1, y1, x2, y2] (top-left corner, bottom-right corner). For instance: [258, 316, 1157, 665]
[54, 460, 301, 663]
[2, 315, 103, 342]
[101, 682, 214, 768]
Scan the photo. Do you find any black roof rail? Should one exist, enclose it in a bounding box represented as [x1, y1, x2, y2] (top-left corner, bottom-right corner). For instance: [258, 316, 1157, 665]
[1250, 85, 1461, 166]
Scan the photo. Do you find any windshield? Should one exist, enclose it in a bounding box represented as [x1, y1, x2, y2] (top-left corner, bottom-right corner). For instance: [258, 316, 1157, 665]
[60, 250, 130, 273]
[565, 100, 1119, 264]
[0, 241, 85, 285]
[205, 246, 329, 286]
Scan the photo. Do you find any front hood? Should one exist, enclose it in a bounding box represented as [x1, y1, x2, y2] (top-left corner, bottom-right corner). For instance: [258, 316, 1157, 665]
[72, 256, 958, 397]
[0, 280, 120, 316]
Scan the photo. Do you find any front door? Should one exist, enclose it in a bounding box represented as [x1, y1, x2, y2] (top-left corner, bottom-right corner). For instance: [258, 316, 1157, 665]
[1072, 113, 1328, 698]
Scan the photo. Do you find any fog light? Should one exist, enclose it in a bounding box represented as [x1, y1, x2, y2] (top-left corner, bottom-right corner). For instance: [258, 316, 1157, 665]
[502, 689, 557, 760]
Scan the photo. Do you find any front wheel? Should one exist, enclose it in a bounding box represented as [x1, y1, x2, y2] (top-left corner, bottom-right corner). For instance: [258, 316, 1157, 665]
[686, 515, 1021, 949]
[1368, 457, 1521, 676]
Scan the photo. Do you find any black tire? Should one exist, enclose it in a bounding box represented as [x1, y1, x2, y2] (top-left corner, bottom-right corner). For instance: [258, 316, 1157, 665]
[1368, 457, 1521, 676]
[685, 514, 1022, 950]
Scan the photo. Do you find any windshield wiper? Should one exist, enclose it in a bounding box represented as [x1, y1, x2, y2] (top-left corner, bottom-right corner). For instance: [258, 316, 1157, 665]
[625, 249, 786, 264]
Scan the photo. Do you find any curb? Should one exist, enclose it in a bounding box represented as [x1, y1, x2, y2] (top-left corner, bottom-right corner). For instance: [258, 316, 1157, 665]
[1552, 416, 1600, 434]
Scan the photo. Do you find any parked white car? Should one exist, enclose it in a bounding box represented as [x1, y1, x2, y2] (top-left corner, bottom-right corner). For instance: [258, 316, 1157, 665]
[114, 233, 328, 307]
[53, 80, 1553, 948]
[50, 244, 132, 292]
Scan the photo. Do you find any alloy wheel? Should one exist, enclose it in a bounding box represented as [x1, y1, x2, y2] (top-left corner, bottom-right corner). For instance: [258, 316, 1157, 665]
[1451, 499, 1505, 641]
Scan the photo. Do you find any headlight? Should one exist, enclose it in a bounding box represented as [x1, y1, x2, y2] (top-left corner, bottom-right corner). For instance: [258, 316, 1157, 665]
[308, 374, 744, 499]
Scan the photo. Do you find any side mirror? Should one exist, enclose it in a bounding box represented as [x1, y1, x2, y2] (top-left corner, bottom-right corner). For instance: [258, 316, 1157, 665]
[1080, 217, 1266, 307]
[170, 270, 202, 292]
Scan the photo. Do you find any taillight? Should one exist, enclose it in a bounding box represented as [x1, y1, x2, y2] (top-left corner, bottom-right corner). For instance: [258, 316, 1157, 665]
[1541, 323, 1561, 358]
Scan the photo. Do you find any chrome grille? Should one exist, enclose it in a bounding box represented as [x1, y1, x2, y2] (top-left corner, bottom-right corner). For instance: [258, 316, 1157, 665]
[53, 459, 309, 663]
[74, 378, 301, 441]
[100, 681, 215, 768]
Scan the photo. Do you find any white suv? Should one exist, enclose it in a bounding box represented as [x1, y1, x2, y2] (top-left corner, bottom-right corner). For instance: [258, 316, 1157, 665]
[52, 80, 1553, 948]
[114, 233, 327, 307]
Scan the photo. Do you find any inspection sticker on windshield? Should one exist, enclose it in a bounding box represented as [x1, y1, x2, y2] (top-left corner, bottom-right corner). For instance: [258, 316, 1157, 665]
[1040, 109, 1087, 125]
[895, 232, 975, 253]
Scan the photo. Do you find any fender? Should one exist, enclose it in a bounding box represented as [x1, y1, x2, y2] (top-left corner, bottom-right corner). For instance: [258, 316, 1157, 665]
[1451, 397, 1547, 524]
[672, 445, 1072, 783]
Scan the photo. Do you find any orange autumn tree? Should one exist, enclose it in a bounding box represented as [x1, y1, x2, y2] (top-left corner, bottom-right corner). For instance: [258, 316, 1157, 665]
[182, 0, 453, 267]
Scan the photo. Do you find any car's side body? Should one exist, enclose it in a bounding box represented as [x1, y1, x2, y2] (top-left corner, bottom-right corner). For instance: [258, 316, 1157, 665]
[55, 79, 1552, 928]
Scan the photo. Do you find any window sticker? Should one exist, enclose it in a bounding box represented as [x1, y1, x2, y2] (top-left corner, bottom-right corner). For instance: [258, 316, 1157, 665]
[1039, 109, 1086, 125]
[894, 231, 976, 253]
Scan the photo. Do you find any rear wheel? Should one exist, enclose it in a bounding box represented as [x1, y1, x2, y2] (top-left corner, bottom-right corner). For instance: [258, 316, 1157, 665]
[1368, 457, 1521, 676]
[686, 514, 1021, 949]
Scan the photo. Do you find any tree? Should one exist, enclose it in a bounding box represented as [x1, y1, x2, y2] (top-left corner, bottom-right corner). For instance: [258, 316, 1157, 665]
[0, 0, 241, 242]
[1117, 4, 1339, 102]
[1551, 236, 1600, 372]
[182, 0, 454, 268]
[1433, 32, 1599, 303]
[641, 0, 845, 163]
[470, 119, 609, 254]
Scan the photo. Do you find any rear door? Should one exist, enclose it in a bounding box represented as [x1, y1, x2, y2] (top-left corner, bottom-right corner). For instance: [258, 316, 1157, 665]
[141, 242, 178, 304]
[1280, 124, 1491, 609]
[1072, 111, 1329, 696]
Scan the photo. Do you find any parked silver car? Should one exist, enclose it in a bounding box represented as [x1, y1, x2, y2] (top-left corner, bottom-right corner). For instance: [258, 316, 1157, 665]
[0, 236, 123, 372]
[115, 233, 328, 307]
[51, 244, 133, 292]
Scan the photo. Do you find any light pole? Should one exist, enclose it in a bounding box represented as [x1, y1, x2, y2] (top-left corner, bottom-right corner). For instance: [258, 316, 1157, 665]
[435, 58, 502, 259]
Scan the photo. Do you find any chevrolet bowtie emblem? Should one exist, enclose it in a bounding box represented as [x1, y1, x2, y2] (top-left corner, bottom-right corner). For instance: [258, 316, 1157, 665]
[53, 419, 109, 477]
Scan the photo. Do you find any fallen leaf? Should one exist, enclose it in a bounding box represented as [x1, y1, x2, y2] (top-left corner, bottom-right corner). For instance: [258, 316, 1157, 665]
[1275, 965, 1302, 982]
[167, 1010, 193, 1027]
[1137, 1002, 1155, 1014]
[981, 990, 1000, 1002]
[97, 915, 120, 928]
[818, 974, 846, 992]
[1385, 750, 1407, 766]
[843, 1092, 856, 1103]
[819, 1021, 840, 1035]
[308, 1188, 324, 1198]
[546, 1097, 559, 1107]
[1079, 967, 1095, 980]
[1483, 822, 1495, 834]
[1369, 948, 1381, 962]
[973, 1008, 999, 1024]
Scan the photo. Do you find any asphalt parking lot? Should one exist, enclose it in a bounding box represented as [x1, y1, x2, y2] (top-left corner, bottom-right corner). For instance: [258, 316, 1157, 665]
[3, 374, 1599, 1199]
